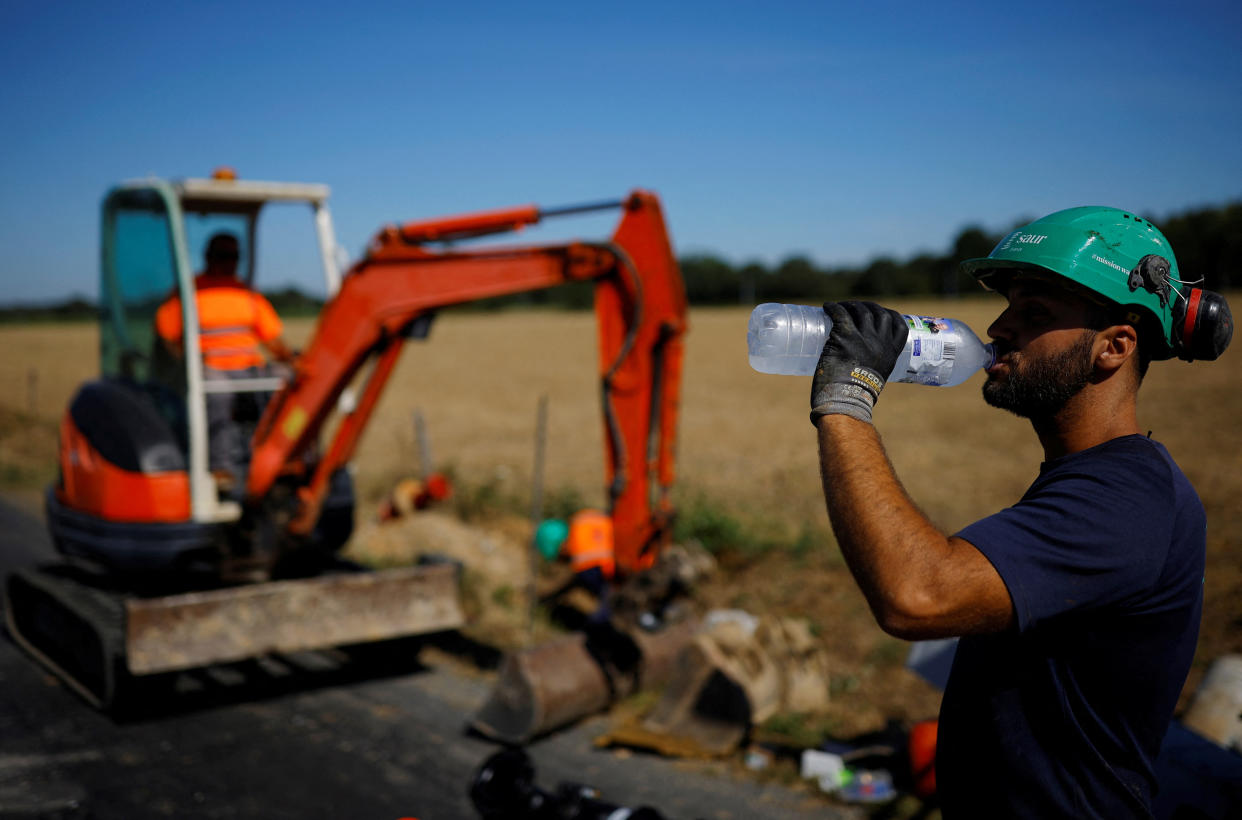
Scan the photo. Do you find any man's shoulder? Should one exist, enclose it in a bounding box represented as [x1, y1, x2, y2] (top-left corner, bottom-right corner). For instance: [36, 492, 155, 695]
[1034, 434, 1204, 537]
[1045, 434, 1177, 488]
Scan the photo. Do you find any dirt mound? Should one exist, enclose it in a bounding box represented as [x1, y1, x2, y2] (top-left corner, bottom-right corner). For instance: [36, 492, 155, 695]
[346, 511, 542, 649]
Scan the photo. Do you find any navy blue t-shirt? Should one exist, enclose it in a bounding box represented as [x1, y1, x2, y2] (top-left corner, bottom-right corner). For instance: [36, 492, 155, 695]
[939, 435, 1205, 818]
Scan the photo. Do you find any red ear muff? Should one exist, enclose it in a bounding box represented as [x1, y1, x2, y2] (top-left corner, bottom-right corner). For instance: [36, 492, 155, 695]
[1174, 288, 1233, 362]
[1182, 289, 1202, 344]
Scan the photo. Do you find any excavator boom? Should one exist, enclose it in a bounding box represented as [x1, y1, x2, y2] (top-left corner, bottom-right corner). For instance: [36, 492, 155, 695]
[248, 190, 687, 573]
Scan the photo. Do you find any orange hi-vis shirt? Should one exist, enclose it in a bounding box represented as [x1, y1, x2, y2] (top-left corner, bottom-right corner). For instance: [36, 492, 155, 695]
[566, 509, 615, 579]
[156, 274, 284, 371]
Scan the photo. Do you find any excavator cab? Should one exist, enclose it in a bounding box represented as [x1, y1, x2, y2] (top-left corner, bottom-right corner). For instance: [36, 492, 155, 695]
[96, 171, 345, 531]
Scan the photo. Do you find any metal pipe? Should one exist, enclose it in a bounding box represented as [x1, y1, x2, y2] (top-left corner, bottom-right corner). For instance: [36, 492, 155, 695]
[539, 198, 625, 219]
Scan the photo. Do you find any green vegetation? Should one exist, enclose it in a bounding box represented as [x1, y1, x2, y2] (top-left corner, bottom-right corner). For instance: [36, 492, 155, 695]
[671, 491, 751, 552]
[0, 406, 58, 491]
[263, 287, 329, 317]
[0, 296, 97, 324]
[8, 200, 1238, 318]
[540, 485, 588, 521]
[758, 710, 840, 749]
[671, 491, 839, 567]
[0, 287, 327, 324]
[683, 200, 1241, 305]
[438, 466, 587, 525]
[443, 466, 525, 523]
[432, 467, 824, 564]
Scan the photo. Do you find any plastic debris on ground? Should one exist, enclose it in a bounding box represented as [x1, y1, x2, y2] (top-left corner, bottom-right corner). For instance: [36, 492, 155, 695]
[839, 769, 896, 803]
[743, 745, 773, 771]
[800, 748, 846, 792]
[800, 748, 897, 803]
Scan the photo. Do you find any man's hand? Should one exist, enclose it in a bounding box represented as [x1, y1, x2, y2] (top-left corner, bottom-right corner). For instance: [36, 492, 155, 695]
[265, 336, 298, 365]
[810, 301, 909, 425]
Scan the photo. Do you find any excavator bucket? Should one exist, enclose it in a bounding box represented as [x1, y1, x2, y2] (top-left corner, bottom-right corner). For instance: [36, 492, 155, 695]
[597, 615, 833, 758]
[471, 618, 699, 745]
[471, 633, 614, 744]
[601, 630, 770, 757]
[5, 563, 464, 709]
[604, 674, 750, 757]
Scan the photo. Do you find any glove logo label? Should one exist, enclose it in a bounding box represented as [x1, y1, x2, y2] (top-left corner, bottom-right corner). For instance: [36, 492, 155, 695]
[850, 367, 884, 394]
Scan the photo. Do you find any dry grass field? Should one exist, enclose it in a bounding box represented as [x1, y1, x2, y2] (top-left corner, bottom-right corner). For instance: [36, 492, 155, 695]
[2, 296, 1239, 736]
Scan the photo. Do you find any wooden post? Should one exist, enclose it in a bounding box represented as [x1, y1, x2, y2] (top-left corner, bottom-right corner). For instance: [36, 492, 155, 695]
[528, 394, 549, 642]
[413, 409, 431, 479]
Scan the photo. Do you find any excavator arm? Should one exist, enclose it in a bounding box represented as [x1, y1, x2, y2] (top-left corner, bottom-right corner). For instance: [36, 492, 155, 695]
[246, 190, 687, 574]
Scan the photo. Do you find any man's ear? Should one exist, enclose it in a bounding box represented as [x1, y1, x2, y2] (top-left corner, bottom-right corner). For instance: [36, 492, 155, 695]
[1096, 324, 1140, 374]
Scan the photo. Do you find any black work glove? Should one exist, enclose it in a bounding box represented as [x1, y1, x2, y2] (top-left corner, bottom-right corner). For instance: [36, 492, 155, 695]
[810, 301, 909, 426]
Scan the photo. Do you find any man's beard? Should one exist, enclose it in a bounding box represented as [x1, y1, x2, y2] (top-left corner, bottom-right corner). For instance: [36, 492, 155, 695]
[982, 330, 1097, 419]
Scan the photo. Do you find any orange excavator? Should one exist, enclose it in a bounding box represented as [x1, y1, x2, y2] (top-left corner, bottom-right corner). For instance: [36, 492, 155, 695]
[3, 171, 688, 709]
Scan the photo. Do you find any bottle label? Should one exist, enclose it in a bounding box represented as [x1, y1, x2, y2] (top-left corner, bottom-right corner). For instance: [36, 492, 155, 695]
[904, 316, 957, 385]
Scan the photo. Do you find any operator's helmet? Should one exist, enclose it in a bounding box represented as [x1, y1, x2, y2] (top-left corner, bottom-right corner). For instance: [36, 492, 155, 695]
[534, 518, 569, 561]
[960, 206, 1184, 361]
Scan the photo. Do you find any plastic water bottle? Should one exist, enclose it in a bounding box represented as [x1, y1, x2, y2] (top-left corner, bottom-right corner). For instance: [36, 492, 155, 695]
[747, 302, 995, 386]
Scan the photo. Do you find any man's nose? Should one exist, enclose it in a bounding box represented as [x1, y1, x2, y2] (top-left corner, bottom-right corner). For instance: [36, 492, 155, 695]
[987, 308, 1015, 344]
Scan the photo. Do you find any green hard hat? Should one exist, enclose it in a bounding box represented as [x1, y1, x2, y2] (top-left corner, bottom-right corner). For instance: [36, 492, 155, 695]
[534, 518, 569, 561]
[961, 206, 1183, 360]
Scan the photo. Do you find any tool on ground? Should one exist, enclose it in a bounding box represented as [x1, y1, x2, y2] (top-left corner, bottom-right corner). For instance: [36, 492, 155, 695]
[470, 746, 692, 820]
[377, 475, 453, 521]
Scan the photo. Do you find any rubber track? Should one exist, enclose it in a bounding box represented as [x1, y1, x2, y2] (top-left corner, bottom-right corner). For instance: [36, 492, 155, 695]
[4, 566, 127, 709]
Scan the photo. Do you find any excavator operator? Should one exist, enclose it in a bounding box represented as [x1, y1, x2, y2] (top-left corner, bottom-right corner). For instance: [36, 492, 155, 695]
[155, 232, 295, 488]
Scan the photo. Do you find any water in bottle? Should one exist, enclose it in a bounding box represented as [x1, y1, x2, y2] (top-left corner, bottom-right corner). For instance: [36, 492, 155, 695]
[747, 302, 995, 386]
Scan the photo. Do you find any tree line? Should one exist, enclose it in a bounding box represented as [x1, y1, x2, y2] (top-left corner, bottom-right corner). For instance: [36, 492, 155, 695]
[3, 201, 1237, 322]
[681, 201, 1239, 306]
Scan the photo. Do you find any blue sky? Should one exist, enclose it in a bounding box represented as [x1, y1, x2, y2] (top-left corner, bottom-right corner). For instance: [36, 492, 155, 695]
[2, 0, 1240, 303]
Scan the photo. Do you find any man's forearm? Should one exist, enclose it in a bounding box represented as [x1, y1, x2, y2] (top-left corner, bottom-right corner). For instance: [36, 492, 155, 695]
[816, 415, 948, 630]
[266, 336, 296, 364]
[815, 414, 1014, 638]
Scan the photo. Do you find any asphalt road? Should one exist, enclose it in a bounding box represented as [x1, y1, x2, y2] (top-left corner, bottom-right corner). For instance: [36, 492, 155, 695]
[0, 496, 857, 820]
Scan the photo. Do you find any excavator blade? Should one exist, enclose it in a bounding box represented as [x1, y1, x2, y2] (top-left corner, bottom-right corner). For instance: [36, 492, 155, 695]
[124, 564, 464, 674]
[4, 564, 464, 710]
